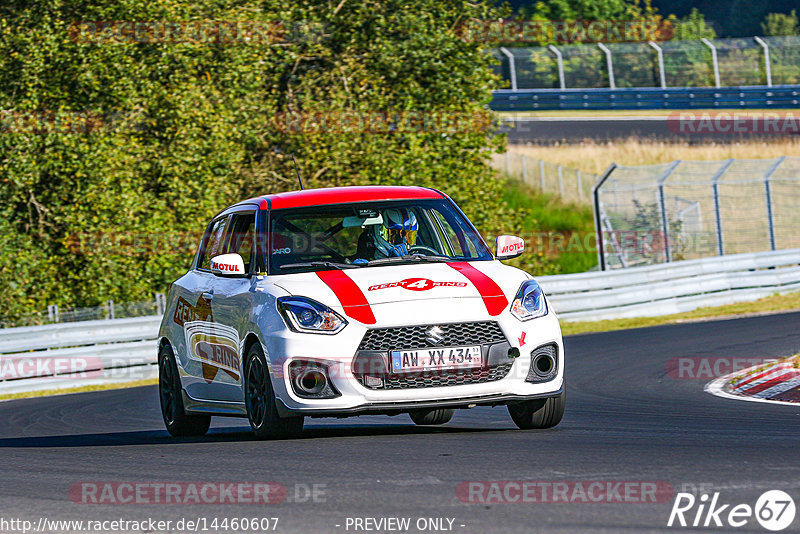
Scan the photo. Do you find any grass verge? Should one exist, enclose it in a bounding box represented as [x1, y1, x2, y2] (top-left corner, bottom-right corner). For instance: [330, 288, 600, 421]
[562, 291, 800, 336]
[0, 378, 158, 401]
[501, 178, 596, 274]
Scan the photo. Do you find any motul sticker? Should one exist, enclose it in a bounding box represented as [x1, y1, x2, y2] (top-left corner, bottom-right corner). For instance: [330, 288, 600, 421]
[368, 278, 468, 292]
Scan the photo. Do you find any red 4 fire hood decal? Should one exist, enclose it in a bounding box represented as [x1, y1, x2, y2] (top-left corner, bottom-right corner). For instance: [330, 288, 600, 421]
[447, 262, 509, 316]
[316, 262, 509, 323]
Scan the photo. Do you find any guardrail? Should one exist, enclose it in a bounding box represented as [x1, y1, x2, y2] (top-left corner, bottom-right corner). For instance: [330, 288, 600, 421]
[2, 248, 799, 395]
[490, 85, 800, 111]
[538, 248, 800, 321]
[0, 316, 160, 395]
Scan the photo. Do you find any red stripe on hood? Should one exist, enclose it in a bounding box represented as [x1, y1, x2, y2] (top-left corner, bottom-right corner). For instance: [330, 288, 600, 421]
[448, 262, 508, 316]
[316, 270, 377, 325]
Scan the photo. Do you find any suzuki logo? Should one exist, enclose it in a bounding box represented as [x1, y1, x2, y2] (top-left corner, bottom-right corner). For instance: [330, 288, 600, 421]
[426, 326, 446, 345]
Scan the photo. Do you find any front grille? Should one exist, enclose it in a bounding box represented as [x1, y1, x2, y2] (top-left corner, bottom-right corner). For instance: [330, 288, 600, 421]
[378, 363, 513, 390]
[358, 321, 506, 351]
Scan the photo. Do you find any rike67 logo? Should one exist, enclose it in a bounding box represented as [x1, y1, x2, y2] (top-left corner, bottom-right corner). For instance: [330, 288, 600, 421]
[668, 490, 796, 531]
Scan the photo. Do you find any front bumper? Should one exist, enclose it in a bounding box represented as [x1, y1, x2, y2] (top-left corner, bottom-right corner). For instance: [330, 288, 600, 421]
[263, 304, 565, 417]
[275, 384, 564, 418]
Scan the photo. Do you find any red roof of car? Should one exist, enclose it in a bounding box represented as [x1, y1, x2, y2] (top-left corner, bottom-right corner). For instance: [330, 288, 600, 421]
[244, 185, 446, 210]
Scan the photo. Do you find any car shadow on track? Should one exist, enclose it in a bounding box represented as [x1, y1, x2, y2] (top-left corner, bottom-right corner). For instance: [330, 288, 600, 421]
[0, 424, 513, 448]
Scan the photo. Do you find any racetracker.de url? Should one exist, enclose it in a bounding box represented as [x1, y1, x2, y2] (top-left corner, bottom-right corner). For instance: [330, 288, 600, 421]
[0, 516, 280, 533]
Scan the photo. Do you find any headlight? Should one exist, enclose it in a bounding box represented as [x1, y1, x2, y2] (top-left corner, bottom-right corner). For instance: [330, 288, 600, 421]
[510, 280, 548, 321]
[277, 296, 348, 334]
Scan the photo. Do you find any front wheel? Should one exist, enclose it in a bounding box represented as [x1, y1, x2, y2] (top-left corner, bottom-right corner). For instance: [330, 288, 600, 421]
[508, 389, 565, 430]
[159, 344, 211, 437]
[244, 344, 303, 439]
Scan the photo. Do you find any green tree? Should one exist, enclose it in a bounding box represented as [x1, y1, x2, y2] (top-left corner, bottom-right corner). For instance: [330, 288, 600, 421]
[672, 8, 716, 40]
[762, 10, 799, 36]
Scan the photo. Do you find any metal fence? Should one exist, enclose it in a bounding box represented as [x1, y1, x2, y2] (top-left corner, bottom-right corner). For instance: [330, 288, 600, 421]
[0, 294, 166, 328]
[594, 157, 800, 270]
[494, 36, 800, 90]
[491, 151, 599, 204]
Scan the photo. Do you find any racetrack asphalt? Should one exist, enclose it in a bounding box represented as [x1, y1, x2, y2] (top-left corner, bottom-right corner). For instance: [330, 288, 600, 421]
[2, 311, 800, 533]
[501, 116, 800, 144]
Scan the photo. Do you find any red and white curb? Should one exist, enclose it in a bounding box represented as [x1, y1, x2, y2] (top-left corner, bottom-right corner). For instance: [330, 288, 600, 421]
[705, 359, 800, 406]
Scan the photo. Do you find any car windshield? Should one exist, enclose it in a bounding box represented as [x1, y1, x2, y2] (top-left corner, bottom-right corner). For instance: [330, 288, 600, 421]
[269, 199, 493, 273]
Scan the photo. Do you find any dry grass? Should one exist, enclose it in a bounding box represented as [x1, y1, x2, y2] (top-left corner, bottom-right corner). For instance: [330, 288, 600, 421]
[562, 290, 800, 336]
[0, 378, 158, 401]
[507, 139, 800, 175]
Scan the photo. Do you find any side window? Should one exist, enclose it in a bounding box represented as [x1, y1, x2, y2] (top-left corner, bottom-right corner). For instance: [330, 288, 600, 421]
[430, 209, 465, 257]
[228, 212, 256, 272]
[198, 216, 230, 270]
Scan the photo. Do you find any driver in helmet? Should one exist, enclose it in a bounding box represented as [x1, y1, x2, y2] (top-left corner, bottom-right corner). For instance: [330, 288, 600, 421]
[374, 208, 418, 258]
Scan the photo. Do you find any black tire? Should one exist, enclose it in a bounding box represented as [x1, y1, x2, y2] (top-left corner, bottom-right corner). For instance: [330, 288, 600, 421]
[158, 343, 211, 437]
[244, 344, 303, 439]
[508, 389, 565, 430]
[409, 408, 454, 426]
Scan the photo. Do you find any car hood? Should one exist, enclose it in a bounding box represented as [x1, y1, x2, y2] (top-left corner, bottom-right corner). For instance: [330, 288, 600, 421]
[271, 261, 529, 324]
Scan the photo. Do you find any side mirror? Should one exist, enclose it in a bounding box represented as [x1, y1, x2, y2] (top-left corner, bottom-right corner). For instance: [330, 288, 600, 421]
[495, 235, 525, 260]
[210, 253, 246, 276]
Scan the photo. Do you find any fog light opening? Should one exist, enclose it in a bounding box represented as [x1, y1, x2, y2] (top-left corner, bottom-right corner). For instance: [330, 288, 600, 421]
[533, 353, 555, 377]
[296, 369, 327, 395]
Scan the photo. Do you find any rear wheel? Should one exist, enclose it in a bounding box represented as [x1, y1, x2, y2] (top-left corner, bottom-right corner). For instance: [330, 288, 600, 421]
[508, 389, 565, 430]
[158, 344, 211, 437]
[409, 408, 454, 426]
[244, 344, 303, 439]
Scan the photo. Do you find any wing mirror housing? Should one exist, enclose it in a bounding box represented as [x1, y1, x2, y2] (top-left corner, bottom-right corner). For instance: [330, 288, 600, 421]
[495, 235, 525, 260]
[210, 253, 246, 276]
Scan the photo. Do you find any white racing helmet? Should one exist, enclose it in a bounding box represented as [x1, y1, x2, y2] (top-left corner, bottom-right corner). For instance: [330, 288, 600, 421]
[372, 208, 418, 257]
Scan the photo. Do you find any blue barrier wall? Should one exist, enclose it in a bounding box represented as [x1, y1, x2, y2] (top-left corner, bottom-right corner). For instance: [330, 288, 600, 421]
[491, 85, 800, 111]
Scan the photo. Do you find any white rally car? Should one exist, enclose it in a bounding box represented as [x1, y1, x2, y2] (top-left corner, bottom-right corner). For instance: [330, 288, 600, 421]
[157, 186, 564, 438]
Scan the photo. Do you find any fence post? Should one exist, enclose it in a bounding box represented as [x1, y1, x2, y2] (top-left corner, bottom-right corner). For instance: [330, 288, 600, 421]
[597, 43, 615, 90]
[539, 159, 545, 192]
[499, 47, 518, 91]
[657, 160, 682, 263]
[711, 159, 734, 256]
[505, 152, 510, 176]
[548, 45, 566, 89]
[577, 170, 583, 200]
[557, 164, 564, 198]
[754, 36, 772, 87]
[521, 155, 527, 183]
[593, 164, 619, 271]
[47, 304, 59, 323]
[648, 41, 667, 88]
[763, 156, 786, 251]
[701, 38, 721, 88]
[106, 300, 115, 320]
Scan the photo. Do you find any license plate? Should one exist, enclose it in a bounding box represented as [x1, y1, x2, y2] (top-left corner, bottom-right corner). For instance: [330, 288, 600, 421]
[390, 346, 482, 373]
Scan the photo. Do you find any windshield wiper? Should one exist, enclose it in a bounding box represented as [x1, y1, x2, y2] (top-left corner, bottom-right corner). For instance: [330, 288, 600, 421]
[279, 261, 361, 271]
[367, 254, 452, 266]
